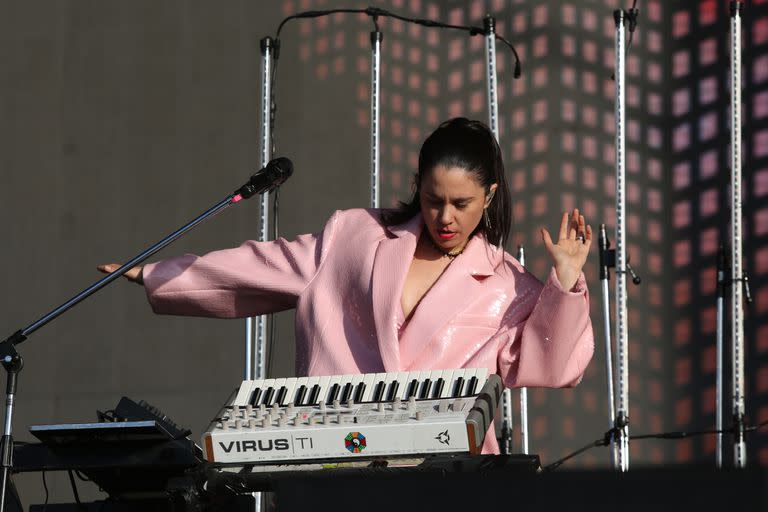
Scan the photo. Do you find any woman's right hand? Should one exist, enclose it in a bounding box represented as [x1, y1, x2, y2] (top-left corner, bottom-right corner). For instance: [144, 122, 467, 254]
[97, 263, 144, 285]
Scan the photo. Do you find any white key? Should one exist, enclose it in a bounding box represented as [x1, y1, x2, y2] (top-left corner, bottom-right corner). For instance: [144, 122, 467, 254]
[234, 380, 255, 406]
[315, 375, 332, 404]
[359, 373, 378, 402]
[281, 377, 298, 406]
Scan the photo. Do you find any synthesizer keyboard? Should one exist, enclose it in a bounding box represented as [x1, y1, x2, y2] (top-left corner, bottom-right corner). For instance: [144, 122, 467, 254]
[203, 368, 503, 464]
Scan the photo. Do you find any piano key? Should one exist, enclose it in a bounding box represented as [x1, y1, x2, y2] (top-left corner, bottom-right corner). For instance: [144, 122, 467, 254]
[327, 383, 340, 403]
[451, 377, 465, 398]
[294, 385, 308, 406]
[280, 377, 299, 405]
[385, 380, 400, 402]
[405, 379, 419, 399]
[353, 382, 366, 403]
[261, 387, 274, 406]
[436, 369, 455, 398]
[401, 372, 421, 399]
[372, 380, 386, 402]
[466, 376, 478, 396]
[300, 376, 320, 405]
[313, 376, 332, 405]
[432, 378, 444, 398]
[359, 373, 379, 402]
[248, 387, 263, 407]
[419, 379, 432, 399]
[275, 387, 287, 405]
[270, 378, 287, 405]
[340, 382, 353, 403]
[234, 380, 256, 406]
[360, 373, 385, 402]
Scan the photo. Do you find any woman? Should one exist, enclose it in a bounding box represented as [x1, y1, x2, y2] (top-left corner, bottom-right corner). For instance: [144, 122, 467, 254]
[99, 118, 594, 454]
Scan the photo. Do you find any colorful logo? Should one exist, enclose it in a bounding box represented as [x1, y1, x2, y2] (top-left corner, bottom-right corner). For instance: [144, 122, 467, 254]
[344, 432, 367, 453]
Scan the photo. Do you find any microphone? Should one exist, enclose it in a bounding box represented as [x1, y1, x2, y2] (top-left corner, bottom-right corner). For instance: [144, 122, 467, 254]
[235, 157, 293, 200]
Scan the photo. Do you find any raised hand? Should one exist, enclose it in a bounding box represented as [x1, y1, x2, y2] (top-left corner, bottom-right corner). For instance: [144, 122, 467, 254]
[97, 263, 144, 285]
[540, 209, 592, 291]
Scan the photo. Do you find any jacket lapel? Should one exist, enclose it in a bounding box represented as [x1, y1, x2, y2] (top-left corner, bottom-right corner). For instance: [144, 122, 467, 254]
[399, 235, 503, 370]
[370, 215, 422, 372]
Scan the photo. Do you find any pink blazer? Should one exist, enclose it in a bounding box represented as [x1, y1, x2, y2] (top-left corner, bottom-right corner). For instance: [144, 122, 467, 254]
[143, 208, 594, 453]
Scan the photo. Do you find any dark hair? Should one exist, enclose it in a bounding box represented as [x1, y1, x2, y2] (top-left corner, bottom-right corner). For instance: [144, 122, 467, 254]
[381, 117, 512, 247]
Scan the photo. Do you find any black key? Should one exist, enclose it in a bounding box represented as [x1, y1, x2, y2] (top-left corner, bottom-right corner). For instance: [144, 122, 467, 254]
[262, 387, 275, 405]
[405, 379, 419, 399]
[452, 377, 465, 398]
[354, 383, 366, 403]
[327, 383, 340, 403]
[340, 383, 353, 403]
[294, 385, 307, 405]
[386, 381, 400, 402]
[308, 385, 321, 405]
[249, 388, 262, 406]
[373, 381, 386, 402]
[419, 379, 432, 399]
[466, 376, 478, 396]
[275, 386, 287, 405]
[432, 378, 445, 398]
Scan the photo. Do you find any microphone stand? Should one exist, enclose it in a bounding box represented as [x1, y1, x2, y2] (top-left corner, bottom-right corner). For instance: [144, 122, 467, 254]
[729, 0, 747, 469]
[370, 16, 382, 209]
[0, 169, 282, 512]
[598, 225, 617, 468]
[715, 245, 726, 468]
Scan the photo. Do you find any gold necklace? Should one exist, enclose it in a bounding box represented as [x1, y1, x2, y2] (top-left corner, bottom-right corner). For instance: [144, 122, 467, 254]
[427, 236, 467, 260]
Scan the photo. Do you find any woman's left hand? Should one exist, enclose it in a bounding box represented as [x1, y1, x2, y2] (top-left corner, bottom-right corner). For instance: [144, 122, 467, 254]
[540, 209, 592, 291]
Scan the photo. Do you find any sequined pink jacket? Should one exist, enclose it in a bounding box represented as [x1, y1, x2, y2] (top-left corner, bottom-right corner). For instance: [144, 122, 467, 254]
[143, 208, 594, 453]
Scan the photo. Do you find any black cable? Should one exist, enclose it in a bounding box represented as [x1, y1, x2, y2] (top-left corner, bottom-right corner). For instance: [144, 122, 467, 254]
[543, 419, 768, 472]
[41, 470, 49, 512]
[273, 7, 522, 81]
[67, 470, 87, 511]
[611, 0, 640, 81]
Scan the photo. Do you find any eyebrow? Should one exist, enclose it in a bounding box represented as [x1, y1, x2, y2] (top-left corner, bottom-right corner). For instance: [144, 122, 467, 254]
[424, 193, 474, 202]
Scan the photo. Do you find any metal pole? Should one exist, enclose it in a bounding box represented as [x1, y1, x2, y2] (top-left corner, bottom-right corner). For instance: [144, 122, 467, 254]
[716, 246, 726, 468]
[484, 14, 512, 455]
[483, 15, 500, 139]
[599, 224, 618, 468]
[729, 0, 747, 468]
[249, 36, 274, 512]
[0, 355, 21, 512]
[370, 29, 382, 208]
[517, 246, 529, 454]
[613, 9, 630, 472]
[247, 37, 274, 387]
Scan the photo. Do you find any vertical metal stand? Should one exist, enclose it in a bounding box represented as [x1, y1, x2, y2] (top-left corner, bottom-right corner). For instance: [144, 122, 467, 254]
[370, 29, 382, 208]
[613, 9, 630, 472]
[484, 14, 513, 456]
[716, 246, 726, 468]
[249, 36, 274, 512]
[729, 0, 747, 469]
[517, 246, 529, 454]
[599, 224, 618, 468]
[483, 15, 500, 139]
[0, 355, 21, 512]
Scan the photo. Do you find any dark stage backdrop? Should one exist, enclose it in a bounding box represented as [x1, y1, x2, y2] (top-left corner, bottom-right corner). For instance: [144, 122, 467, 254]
[0, 0, 766, 505]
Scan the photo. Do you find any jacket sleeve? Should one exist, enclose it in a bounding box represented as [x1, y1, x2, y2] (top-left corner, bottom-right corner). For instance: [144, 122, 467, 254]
[496, 267, 594, 388]
[142, 210, 341, 318]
